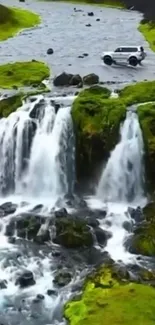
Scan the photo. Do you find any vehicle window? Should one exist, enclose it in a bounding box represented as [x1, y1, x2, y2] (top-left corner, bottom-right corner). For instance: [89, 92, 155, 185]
[115, 48, 122, 52]
[121, 47, 138, 52]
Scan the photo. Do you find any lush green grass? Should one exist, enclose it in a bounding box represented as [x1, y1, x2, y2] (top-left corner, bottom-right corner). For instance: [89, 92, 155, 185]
[0, 95, 22, 118]
[0, 4, 40, 41]
[65, 265, 155, 325]
[139, 21, 155, 52]
[119, 80, 155, 106]
[0, 61, 50, 89]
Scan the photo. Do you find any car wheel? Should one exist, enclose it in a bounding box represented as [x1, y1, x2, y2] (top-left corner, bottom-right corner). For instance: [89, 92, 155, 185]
[129, 56, 138, 67]
[103, 56, 113, 66]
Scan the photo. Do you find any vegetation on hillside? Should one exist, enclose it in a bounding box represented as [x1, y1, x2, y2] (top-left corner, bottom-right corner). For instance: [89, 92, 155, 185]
[0, 4, 40, 41]
[0, 61, 50, 89]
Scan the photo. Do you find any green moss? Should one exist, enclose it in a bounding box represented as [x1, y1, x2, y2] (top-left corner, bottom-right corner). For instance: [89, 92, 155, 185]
[0, 61, 50, 89]
[0, 4, 40, 41]
[0, 95, 22, 118]
[72, 86, 126, 179]
[137, 103, 155, 192]
[64, 265, 155, 325]
[119, 81, 155, 106]
[138, 21, 155, 52]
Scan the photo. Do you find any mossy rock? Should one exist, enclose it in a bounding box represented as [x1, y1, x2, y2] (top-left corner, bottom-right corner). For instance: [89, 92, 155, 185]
[138, 103, 155, 193]
[64, 264, 155, 325]
[0, 4, 40, 41]
[129, 202, 155, 257]
[72, 86, 126, 180]
[120, 80, 155, 106]
[53, 217, 94, 248]
[0, 95, 22, 118]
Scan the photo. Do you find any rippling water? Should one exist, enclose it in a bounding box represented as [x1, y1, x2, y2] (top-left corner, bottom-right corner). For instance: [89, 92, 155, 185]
[1, 0, 155, 86]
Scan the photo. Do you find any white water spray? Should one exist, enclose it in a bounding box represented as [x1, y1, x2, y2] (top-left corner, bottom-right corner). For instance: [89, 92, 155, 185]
[96, 111, 144, 203]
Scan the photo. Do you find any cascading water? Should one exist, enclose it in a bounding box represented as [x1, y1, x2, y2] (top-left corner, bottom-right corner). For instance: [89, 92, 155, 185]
[87, 110, 146, 262]
[0, 96, 75, 202]
[96, 110, 145, 203]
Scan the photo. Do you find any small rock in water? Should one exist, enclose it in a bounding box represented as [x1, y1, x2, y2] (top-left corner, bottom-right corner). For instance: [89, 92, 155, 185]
[86, 24, 91, 27]
[30, 204, 43, 213]
[96, 18, 100, 21]
[0, 280, 7, 289]
[16, 270, 35, 288]
[53, 270, 72, 287]
[0, 202, 17, 215]
[55, 208, 68, 218]
[47, 289, 57, 296]
[36, 294, 44, 300]
[122, 220, 133, 232]
[88, 12, 94, 16]
[47, 48, 54, 55]
[95, 227, 111, 246]
[83, 53, 89, 57]
[85, 216, 100, 228]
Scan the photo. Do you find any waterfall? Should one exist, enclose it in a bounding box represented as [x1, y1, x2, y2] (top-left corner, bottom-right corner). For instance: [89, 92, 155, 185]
[0, 96, 75, 200]
[96, 111, 145, 203]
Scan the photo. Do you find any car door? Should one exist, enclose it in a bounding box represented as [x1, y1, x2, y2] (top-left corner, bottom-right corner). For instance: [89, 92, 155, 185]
[114, 47, 123, 62]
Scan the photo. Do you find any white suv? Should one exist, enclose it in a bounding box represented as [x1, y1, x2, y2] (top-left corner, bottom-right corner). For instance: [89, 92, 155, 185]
[101, 46, 146, 66]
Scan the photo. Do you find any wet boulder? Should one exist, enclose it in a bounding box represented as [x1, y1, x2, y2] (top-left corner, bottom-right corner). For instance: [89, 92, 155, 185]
[122, 220, 133, 232]
[53, 216, 94, 248]
[95, 227, 111, 246]
[47, 48, 54, 55]
[88, 12, 94, 16]
[69, 74, 82, 86]
[55, 208, 68, 218]
[128, 206, 143, 223]
[53, 270, 72, 287]
[83, 73, 99, 85]
[29, 99, 45, 119]
[53, 72, 73, 87]
[16, 270, 35, 288]
[0, 202, 17, 215]
[0, 280, 7, 289]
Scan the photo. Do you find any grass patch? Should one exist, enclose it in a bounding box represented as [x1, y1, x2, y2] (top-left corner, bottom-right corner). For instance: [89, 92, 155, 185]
[138, 21, 155, 52]
[0, 4, 40, 41]
[64, 265, 155, 325]
[0, 95, 23, 118]
[119, 80, 155, 106]
[0, 61, 50, 89]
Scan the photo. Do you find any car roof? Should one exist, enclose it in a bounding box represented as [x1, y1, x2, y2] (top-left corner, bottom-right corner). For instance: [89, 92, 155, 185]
[117, 46, 142, 48]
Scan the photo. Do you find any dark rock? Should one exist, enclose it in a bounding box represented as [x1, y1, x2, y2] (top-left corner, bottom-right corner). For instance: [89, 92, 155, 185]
[96, 18, 100, 21]
[19, 0, 25, 2]
[0, 280, 7, 289]
[128, 206, 143, 223]
[47, 48, 54, 55]
[5, 222, 15, 237]
[0, 202, 17, 215]
[78, 55, 84, 59]
[13, 215, 42, 240]
[112, 264, 130, 280]
[52, 250, 61, 257]
[53, 271, 72, 287]
[77, 82, 83, 88]
[88, 12, 94, 16]
[36, 294, 44, 300]
[85, 216, 99, 228]
[29, 99, 45, 119]
[95, 227, 111, 246]
[83, 73, 99, 85]
[54, 103, 60, 114]
[8, 236, 16, 244]
[53, 216, 94, 248]
[35, 229, 50, 244]
[122, 220, 133, 232]
[55, 208, 68, 218]
[83, 53, 89, 57]
[16, 271, 35, 288]
[86, 24, 91, 27]
[0, 208, 5, 217]
[47, 289, 57, 296]
[30, 204, 44, 213]
[70, 74, 82, 86]
[53, 72, 73, 87]
[75, 91, 79, 96]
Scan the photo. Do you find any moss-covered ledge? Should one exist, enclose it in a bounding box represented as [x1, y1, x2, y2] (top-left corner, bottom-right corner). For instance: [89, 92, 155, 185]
[72, 81, 155, 183]
[64, 263, 155, 325]
[138, 20, 155, 52]
[0, 4, 40, 41]
[0, 61, 50, 90]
